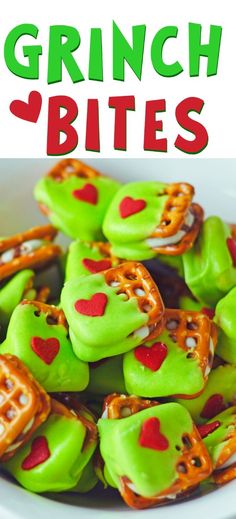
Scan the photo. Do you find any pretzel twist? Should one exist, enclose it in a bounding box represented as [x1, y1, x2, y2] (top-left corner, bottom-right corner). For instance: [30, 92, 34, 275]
[102, 393, 159, 420]
[46, 159, 100, 182]
[21, 300, 68, 329]
[153, 183, 195, 239]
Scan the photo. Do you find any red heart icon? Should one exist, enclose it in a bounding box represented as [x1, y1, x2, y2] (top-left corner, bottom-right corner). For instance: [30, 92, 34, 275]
[200, 394, 225, 419]
[139, 417, 169, 451]
[22, 436, 50, 470]
[119, 196, 146, 218]
[197, 420, 221, 439]
[74, 292, 108, 317]
[135, 342, 167, 371]
[227, 238, 236, 267]
[31, 337, 60, 365]
[72, 184, 98, 205]
[82, 258, 112, 273]
[10, 91, 42, 123]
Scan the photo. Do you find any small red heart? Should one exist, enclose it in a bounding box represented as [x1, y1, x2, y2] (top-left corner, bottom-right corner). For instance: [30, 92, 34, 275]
[31, 337, 60, 365]
[82, 258, 111, 273]
[10, 91, 42, 123]
[22, 436, 50, 470]
[134, 342, 167, 371]
[74, 292, 107, 317]
[201, 307, 215, 320]
[139, 417, 169, 451]
[119, 196, 146, 218]
[200, 394, 225, 419]
[197, 420, 221, 439]
[72, 184, 98, 205]
[227, 238, 236, 267]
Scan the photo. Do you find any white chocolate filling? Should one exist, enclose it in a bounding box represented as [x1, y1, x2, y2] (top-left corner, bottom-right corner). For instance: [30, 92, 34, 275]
[204, 339, 215, 377]
[132, 326, 150, 340]
[146, 210, 195, 249]
[217, 452, 236, 470]
[0, 239, 45, 264]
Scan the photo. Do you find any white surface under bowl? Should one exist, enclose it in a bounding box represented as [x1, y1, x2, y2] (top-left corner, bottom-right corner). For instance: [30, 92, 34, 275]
[0, 158, 236, 519]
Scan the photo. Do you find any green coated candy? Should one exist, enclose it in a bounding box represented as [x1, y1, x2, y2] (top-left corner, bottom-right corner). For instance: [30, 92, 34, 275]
[71, 457, 98, 493]
[98, 403, 193, 498]
[177, 365, 236, 424]
[87, 355, 126, 395]
[34, 174, 120, 241]
[0, 269, 35, 339]
[65, 240, 113, 282]
[124, 329, 205, 398]
[202, 406, 236, 468]
[103, 182, 168, 260]
[214, 287, 236, 363]
[61, 273, 149, 361]
[179, 296, 203, 312]
[182, 217, 236, 306]
[4, 410, 97, 493]
[0, 302, 89, 392]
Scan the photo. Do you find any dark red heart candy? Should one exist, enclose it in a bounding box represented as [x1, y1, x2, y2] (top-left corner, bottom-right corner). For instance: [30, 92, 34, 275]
[31, 337, 60, 365]
[74, 292, 108, 317]
[227, 237, 236, 267]
[72, 183, 98, 205]
[139, 417, 169, 451]
[22, 436, 50, 470]
[119, 196, 146, 218]
[200, 394, 225, 419]
[134, 342, 168, 371]
[82, 258, 111, 273]
[201, 307, 215, 320]
[197, 420, 221, 439]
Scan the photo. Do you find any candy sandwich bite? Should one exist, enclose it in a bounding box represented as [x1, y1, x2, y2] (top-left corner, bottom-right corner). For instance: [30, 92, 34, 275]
[4, 398, 98, 493]
[61, 261, 165, 361]
[214, 287, 236, 363]
[103, 181, 203, 260]
[124, 308, 217, 398]
[0, 225, 61, 282]
[183, 216, 236, 307]
[65, 240, 120, 282]
[0, 354, 50, 461]
[0, 300, 89, 392]
[98, 396, 212, 509]
[34, 159, 121, 241]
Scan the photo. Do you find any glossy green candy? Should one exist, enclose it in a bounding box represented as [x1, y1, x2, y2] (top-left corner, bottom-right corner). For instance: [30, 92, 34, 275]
[182, 217, 236, 306]
[98, 403, 193, 498]
[103, 182, 169, 260]
[61, 273, 149, 361]
[71, 457, 98, 493]
[0, 302, 89, 392]
[202, 406, 236, 469]
[177, 365, 236, 424]
[34, 174, 120, 241]
[4, 409, 97, 493]
[179, 296, 202, 312]
[123, 329, 205, 398]
[65, 240, 113, 282]
[87, 355, 126, 395]
[214, 287, 236, 363]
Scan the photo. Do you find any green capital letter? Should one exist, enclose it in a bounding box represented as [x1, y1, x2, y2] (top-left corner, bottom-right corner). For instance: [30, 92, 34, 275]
[89, 28, 103, 81]
[48, 25, 84, 84]
[151, 26, 183, 77]
[189, 23, 222, 76]
[4, 24, 42, 79]
[113, 21, 146, 81]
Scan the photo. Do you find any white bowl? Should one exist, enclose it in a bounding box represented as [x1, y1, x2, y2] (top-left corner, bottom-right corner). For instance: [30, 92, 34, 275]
[0, 159, 236, 519]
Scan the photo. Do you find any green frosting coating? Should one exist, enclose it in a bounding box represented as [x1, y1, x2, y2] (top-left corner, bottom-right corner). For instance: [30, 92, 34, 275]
[157, 255, 184, 277]
[177, 365, 236, 424]
[34, 175, 120, 241]
[179, 296, 202, 312]
[61, 273, 148, 361]
[87, 355, 126, 395]
[65, 240, 111, 282]
[71, 457, 98, 493]
[123, 329, 204, 398]
[4, 411, 96, 493]
[98, 403, 193, 498]
[203, 406, 236, 468]
[182, 217, 236, 306]
[214, 287, 236, 363]
[0, 270, 35, 339]
[103, 182, 168, 260]
[0, 302, 89, 392]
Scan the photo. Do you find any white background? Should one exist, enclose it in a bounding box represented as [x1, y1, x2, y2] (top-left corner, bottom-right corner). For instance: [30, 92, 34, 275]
[0, 0, 235, 158]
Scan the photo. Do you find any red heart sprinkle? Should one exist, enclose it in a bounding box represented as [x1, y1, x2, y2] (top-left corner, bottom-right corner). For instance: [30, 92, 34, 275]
[197, 420, 221, 439]
[139, 417, 169, 451]
[22, 436, 50, 470]
[200, 394, 225, 419]
[119, 196, 146, 218]
[72, 184, 98, 205]
[201, 307, 215, 320]
[10, 91, 42, 123]
[134, 342, 168, 371]
[82, 258, 112, 273]
[31, 337, 60, 365]
[74, 293, 108, 317]
[227, 237, 236, 267]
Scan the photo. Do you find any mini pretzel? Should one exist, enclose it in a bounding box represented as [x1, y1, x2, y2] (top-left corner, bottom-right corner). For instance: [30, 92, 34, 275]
[210, 410, 236, 485]
[102, 393, 159, 419]
[0, 225, 61, 281]
[23, 277, 50, 304]
[149, 203, 204, 255]
[163, 308, 218, 396]
[103, 262, 165, 340]
[0, 354, 51, 461]
[21, 300, 68, 329]
[46, 159, 100, 182]
[120, 425, 212, 509]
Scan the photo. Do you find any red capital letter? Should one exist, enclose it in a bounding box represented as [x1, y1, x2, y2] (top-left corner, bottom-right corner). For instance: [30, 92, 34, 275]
[175, 97, 208, 154]
[47, 95, 78, 155]
[144, 100, 167, 152]
[85, 99, 100, 152]
[109, 95, 135, 150]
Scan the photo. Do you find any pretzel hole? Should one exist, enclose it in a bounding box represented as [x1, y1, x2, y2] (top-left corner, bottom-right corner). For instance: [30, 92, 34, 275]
[120, 406, 132, 418]
[175, 445, 181, 451]
[191, 457, 202, 468]
[182, 435, 192, 449]
[6, 407, 17, 421]
[186, 352, 196, 359]
[177, 462, 187, 474]
[143, 304, 152, 313]
[34, 310, 41, 317]
[18, 393, 29, 406]
[185, 337, 197, 348]
[46, 314, 58, 325]
[134, 287, 146, 297]
[4, 378, 14, 390]
[187, 321, 198, 331]
[162, 220, 171, 226]
[117, 291, 129, 301]
[169, 334, 177, 343]
[166, 319, 179, 331]
[109, 280, 120, 287]
[65, 165, 75, 173]
[125, 272, 137, 280]
[0, 423, 5, 436]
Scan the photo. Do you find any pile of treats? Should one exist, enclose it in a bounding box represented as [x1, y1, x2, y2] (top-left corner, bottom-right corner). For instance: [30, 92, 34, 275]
[1, 160, 236, 510]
